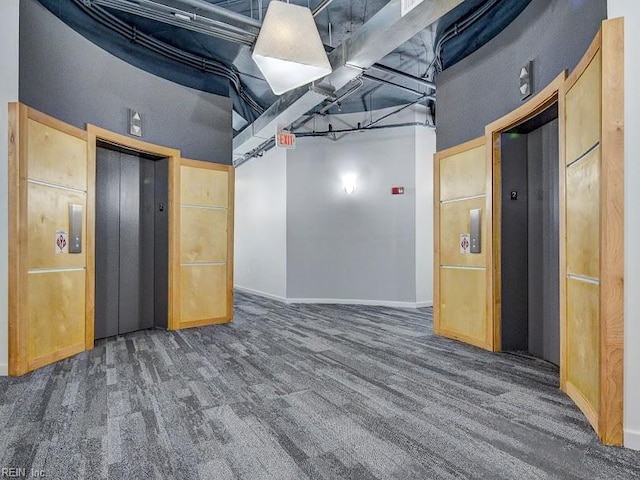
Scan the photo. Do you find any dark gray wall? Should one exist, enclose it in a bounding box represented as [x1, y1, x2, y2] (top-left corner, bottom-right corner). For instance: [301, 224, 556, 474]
[19, 0, 232, 164]
[436, 0, 607, 150]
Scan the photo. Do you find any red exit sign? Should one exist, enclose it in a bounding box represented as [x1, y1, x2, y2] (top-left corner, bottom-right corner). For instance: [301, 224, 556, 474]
[391, 186, 405, 195]
[276, 131, 296, 149]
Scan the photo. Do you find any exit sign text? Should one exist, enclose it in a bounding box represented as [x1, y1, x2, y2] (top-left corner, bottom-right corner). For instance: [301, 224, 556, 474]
[276, 131, 296, 149]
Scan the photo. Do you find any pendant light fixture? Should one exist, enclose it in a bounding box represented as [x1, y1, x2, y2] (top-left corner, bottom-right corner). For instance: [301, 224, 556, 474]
[252, 1, 332, 95]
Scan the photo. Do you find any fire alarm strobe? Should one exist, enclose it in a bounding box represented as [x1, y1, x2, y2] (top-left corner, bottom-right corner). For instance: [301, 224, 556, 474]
[391, 186, 405, 195]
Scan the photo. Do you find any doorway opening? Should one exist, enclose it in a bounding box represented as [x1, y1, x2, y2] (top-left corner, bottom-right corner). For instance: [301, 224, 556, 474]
[500, 104, 560, 365]
[94, 141, 169, 339]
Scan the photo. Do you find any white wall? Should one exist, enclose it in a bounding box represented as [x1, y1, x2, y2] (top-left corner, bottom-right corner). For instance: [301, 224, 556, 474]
[286, 124, 417, 305]
[415, 106, 436, 306]
[0, 0, 20, 376]
[607, 1, 640, 451]
[234, 106, 436, 307]
[234, 147, 288, 300]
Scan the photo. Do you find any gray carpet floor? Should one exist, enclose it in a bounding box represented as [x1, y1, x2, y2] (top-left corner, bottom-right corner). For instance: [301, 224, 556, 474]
[1, 290, 639, 479]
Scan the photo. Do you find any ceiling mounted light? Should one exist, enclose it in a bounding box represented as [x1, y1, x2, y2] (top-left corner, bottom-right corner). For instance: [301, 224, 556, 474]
[252, 1, 332, 96]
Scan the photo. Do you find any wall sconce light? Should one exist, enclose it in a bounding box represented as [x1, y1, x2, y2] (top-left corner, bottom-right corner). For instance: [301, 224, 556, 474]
[252, 1, 332, 95]
[342, 174, 357, 194]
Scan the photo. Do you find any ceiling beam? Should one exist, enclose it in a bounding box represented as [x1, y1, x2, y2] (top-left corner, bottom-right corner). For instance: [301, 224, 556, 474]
[233, 0, 463, 160]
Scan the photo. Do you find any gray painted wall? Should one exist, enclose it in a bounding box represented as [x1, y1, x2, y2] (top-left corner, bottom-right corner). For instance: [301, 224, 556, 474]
[436, 0, 606, 150]
[19, 0, 232, 164]
[286, 125, 416, 303]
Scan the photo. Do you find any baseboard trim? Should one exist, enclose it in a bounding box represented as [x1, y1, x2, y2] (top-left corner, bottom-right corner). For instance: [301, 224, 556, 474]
[234, 287, 432, 309]
[234, 285, 287, 303]
[624, 429, 640, 451]
[416, 301, 434, 308]
[286, 297, 426, 309]
[0, 363, 8, 376]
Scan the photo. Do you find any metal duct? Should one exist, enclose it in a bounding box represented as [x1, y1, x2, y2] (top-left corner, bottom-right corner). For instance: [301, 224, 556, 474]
[233, 0, 463, 160]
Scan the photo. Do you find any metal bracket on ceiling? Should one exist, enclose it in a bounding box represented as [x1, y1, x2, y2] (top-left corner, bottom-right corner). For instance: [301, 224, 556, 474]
[309, 83, 337, 102]
[344, 62, 366, 72]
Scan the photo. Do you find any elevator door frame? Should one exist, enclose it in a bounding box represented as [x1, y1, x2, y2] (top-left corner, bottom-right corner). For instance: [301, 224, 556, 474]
[86, 125, 181, 348]
[484, 72, 566, 352]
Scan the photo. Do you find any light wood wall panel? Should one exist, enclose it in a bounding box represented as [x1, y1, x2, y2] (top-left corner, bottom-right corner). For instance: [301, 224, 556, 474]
[27, 119, 87, 190]
[440, 197, 486, 268]
[9, 104, 89, 376]
[565, 51, 602, 164]
[559, 19, 624, 446]
[172, 159, 234, 329]
[180, 264, 228, 323]
[598, 17, 625, 447]
[434, 137, 489, 350]
[562, 34, 603, 438]
[439, 268, 487, 345]
[565, 278, 600, 418]
[27, 184, 86, 270]
[439, 145, 485, 201]
[27, 271, 86, 368]
[566, 148, 600, 279]
[180, 166, 229, 207]
[180, 207, 228, 263]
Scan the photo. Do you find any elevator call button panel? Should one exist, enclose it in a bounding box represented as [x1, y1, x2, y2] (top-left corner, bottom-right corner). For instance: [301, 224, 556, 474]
[68, 203, 83, 254]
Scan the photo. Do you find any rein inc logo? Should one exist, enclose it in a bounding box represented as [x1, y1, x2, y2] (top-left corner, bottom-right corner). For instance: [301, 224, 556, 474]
[1, 468, 45, 478]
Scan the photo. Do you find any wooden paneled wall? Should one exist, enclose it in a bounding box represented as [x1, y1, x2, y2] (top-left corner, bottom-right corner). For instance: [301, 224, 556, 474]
[434, 137, 491, 349]
[9, 105, 92, 375]
[171, 159, 234, 329]
[560, 18, 624, 445]
[433, 18, 623, 446]
[9, 110, 235, 376]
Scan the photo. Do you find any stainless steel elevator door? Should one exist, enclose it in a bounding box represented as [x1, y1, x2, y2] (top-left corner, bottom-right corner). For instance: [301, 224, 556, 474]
[95, 147, 168, 339]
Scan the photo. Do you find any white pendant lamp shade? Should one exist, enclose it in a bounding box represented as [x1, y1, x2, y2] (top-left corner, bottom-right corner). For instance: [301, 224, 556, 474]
[252, 1, 332, 95]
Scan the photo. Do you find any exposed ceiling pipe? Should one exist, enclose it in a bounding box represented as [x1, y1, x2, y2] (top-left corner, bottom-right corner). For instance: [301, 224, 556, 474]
[365, 96, 430, 128]
[362, 73, 434, 98]
[234, 115, 433, 167]
[294, 78, 364, 127]
[369, 63, 436, 91]
[74, 0, 264, 115]
[233, 0, 463, 159]
[295, 121, 435, 138]
[312, 0, 336, 17]
[427, 0, 501, 74]
[91, 0, 257, 45]
[170, 0, 262, 28]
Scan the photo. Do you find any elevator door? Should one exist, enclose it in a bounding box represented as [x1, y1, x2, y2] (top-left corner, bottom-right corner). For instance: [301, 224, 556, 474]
[500, 112, 560, 366]
[95, 147, 168, 339]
